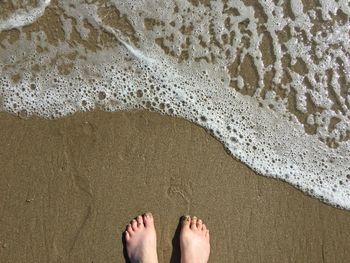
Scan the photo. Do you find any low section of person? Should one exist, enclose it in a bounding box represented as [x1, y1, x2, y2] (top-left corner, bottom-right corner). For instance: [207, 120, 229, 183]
[124, 213, 210, 263]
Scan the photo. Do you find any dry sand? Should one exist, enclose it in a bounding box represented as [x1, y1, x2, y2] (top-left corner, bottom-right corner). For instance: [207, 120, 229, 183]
[0, 110, 350, 263]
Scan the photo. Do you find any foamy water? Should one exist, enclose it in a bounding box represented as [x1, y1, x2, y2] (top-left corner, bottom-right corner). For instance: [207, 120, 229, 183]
[1, 0, 350, 208]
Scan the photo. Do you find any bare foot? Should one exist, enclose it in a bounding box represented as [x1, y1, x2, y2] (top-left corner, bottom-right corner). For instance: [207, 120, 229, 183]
[180, 215, 210, 263]
[125, 212, 158, 263]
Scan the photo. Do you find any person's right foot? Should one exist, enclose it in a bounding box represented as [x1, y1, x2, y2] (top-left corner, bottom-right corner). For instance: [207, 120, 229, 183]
[180, 215, 210, 263]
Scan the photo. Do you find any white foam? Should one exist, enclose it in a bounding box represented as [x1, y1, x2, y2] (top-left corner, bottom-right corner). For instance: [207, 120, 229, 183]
[1, 0, 350, 209]
[0, 0, 51, 32]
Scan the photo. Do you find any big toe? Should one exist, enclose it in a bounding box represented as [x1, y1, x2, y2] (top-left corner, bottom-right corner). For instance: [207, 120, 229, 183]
[143, 212, 154, 228]
[181, 215, 191, 229]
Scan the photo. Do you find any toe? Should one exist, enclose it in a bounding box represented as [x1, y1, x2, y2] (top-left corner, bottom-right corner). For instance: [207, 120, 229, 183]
[131, 219, 138, 231]
[181, 215, 191, 228]
[136, 215, 144, 228]
[202, 223, 207, 231]
[127, 224, 133, 234]
[190, 216, 198, 229]
[197, 218, 203, 229]
[206, 230, 210, 239]
[125, 230, 131, 241]
[143, 212, 154, 228]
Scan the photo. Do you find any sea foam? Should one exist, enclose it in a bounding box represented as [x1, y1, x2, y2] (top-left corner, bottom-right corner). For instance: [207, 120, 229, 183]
[1, 0, 350, 208]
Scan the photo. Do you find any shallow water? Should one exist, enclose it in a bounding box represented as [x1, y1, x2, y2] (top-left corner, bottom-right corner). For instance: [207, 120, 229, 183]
[0, 0, 349, 208]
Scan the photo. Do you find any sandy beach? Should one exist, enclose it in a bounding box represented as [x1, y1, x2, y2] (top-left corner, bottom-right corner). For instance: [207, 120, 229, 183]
[1, 111, 350, 262]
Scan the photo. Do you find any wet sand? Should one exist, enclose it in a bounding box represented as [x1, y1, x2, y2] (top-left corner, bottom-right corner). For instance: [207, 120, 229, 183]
[0, 110, 350, 262]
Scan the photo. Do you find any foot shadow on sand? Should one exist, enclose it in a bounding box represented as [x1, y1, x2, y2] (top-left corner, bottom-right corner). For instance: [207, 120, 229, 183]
[169, 217, 182, 263]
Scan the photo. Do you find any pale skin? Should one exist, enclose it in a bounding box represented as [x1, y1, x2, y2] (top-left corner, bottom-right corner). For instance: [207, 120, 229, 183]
[125, 212, 210, 263]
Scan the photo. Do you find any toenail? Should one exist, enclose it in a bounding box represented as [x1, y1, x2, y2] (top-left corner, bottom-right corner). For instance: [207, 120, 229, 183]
[145, 212, 152, 218]
[182, 215, 191, 221]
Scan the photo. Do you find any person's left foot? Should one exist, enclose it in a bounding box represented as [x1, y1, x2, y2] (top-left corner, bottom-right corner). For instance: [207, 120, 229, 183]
[125, 212, 158, 263]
